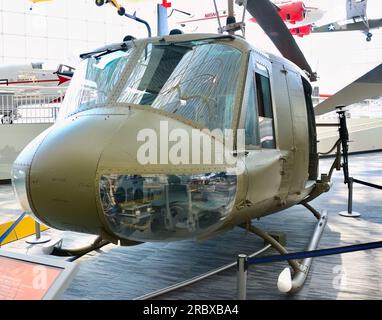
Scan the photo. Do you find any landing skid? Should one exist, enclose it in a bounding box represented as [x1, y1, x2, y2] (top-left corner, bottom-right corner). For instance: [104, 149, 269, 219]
[278, 210, 327, 293]
[240, 205, 327, 294]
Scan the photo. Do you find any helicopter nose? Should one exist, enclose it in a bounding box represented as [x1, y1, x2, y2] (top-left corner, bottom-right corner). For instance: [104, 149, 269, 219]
[12, 107, 240, 241]
[12, 128, 53, 217]
[13, 114, 125, 234]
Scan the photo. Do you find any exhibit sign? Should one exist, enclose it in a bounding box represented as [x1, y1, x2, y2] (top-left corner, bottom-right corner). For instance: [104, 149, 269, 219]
[0, 250, 78, 300]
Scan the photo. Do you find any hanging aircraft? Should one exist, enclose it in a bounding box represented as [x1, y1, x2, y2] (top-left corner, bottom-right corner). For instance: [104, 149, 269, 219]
[0, 63, 74, 123]
[94, 0, 172, 15]
[29, 0, 123, 12]
[11, 0, 382, 293]
[0, 63, 74, 92]
[249, 1, 325, 37]
[272, 0, 382, 41]
[189, 0, 380, 41]
[310, 0, 381, 41]
[94, 0, 127, 16]
[172, 1, 325, 37]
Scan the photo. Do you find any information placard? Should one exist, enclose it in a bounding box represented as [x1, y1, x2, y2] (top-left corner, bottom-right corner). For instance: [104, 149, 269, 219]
[0, 250, 78, 300]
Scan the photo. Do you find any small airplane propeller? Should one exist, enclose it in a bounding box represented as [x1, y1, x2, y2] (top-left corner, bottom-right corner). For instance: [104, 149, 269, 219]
[246, 0, 317, 82]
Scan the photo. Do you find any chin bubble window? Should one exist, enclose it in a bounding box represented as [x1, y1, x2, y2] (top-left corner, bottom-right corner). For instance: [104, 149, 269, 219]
[99, 173, 237, 241]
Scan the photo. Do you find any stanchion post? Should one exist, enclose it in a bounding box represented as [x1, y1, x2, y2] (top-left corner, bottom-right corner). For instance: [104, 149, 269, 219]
[237, 254, 248, 300]
[336, 106, 361, 218]
[26, 221, 51, 244]
[35, 221, 41, 239]
[339, 177, 361, 217]
[348, 177, 353, 214]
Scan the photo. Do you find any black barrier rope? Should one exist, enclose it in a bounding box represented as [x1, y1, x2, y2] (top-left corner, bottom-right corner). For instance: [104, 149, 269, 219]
[353, 178, 382, 190]
[248, 240, 382, 265]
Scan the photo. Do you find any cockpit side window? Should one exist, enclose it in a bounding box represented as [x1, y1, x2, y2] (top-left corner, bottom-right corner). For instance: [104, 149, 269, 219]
[243, 68, 260, 147]
[255, 67, 276, 149]
[243, 58, 276, 149]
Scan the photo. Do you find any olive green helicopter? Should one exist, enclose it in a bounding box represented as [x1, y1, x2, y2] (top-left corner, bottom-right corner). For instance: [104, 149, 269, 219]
[12, 0, 381, 293]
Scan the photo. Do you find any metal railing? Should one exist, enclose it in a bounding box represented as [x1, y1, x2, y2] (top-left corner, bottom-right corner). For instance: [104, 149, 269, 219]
[0, 93, 63, 124]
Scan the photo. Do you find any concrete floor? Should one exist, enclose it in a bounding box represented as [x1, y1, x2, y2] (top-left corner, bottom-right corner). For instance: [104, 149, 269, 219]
[1, 152, 382, 299]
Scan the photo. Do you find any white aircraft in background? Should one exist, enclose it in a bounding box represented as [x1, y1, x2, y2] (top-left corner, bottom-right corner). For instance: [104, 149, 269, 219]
[0, 62, 75, 124]
[0, 62, 74, 95]
[170, 0, 381, 41]
[170, 1, 325, 35]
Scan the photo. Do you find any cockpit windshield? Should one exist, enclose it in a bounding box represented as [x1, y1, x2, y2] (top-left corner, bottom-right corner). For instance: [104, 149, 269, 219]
[58, 49, 134, 119]
[59, 39, 243, 130]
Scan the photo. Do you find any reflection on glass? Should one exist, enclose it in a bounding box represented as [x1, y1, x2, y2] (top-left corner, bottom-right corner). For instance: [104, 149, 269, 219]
[59, 39, 243, 131]
[259, 116, 275, 149]
[118, 41, 242, 131]
[244, 70, 260, 146]
[58, 49, 134, 119]
[99, 173, 237, 241]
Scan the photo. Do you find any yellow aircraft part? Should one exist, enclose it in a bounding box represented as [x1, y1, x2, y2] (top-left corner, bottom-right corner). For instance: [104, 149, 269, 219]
[0, 216, 49, 246]
[103, 0, 168, 8]
[30, 0, 121, 9]
[30, 0, 167, 10]
[110, 0, 121, 10]
[30, 0, 52, 3]
[94, 0, 123, 11]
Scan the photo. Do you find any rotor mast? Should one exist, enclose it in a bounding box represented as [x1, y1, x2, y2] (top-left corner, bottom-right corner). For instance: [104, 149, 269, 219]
[217, 0, 247, 37]
[228, 0, 234, 20]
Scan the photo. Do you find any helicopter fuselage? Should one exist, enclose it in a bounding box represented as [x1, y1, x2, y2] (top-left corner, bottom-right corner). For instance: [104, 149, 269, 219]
[12, 33, 319, 244]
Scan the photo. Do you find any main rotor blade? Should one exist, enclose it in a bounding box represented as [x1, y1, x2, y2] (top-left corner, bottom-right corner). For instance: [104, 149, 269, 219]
[246, 0, 316, 81]
[314, 63, 382, 115]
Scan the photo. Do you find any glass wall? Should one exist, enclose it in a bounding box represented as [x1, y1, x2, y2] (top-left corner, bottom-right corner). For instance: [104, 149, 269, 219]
[0, 0, 156, 68]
